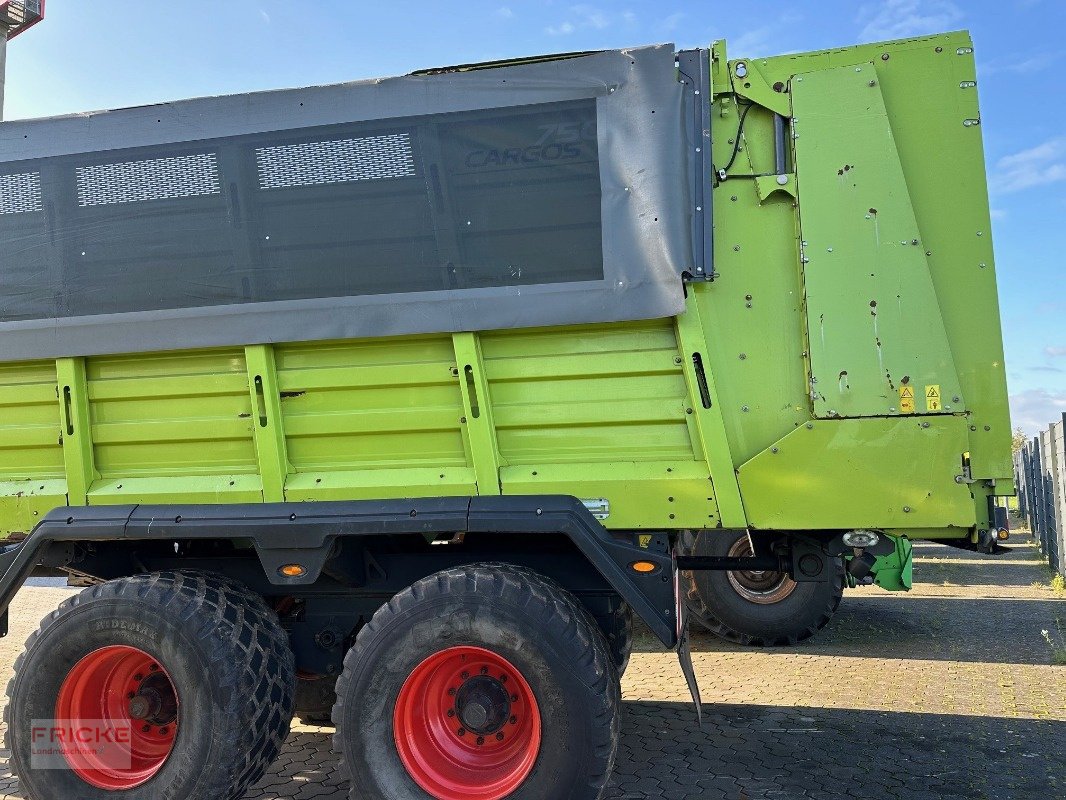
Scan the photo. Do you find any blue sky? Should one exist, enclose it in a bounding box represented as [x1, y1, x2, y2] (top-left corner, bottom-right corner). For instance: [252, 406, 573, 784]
[4, 0, 1064, 435]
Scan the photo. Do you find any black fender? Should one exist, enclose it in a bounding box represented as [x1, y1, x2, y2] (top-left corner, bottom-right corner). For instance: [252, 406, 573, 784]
[0, 496, 680, 647]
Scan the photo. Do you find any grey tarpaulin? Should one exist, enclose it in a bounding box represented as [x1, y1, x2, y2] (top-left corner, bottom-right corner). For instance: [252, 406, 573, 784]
[0, 44, 694, 361]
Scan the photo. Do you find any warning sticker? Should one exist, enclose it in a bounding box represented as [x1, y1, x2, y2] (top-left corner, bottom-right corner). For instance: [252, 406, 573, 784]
[925, 384, 942, 412]
[899, 385, 915, 414]
[638, 534, 653, 549]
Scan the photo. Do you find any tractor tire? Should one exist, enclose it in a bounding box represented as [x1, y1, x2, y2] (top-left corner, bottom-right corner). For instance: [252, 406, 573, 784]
[684, 530, 844, 646]
[594, 600, 634, 677]
[333, 562, 620, 800]
[5, 570, 296, 800]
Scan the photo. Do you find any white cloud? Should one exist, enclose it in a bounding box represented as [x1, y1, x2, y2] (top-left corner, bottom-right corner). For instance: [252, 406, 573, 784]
[573, 5, 609, 29]
[989, 208, 1007, 220]
[729, 26, 774, 57]
[982, 52, 1060, 76]
[1011, 388, 1066, 436]
[259, 9, 270, 24]
[546, 21, 576, 35]
[989, 137, 1066, 194]
[495, 7, 514, 19]
[722, 11, 802, 58]
[1047, 346, 1066, 358]
[660, 12, 685, 33]
[545, 5, 625, 35]
[857, 0, 963, 43]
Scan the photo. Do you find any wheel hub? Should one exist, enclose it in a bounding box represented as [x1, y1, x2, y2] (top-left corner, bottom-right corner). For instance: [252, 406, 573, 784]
[455, 675, 511, 735]
[127, 672, 178, 725]
[726, 537, 798, 604]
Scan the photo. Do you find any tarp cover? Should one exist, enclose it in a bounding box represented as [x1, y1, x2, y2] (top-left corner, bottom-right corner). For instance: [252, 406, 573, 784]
[0, 44, 692, 360]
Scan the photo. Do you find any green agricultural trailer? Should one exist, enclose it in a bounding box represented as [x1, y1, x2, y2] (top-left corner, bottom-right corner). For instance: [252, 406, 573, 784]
[0, 30, 1011, 800]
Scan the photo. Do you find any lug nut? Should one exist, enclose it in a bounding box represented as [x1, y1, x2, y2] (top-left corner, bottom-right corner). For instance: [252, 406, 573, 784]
[496, 732, 505, 741]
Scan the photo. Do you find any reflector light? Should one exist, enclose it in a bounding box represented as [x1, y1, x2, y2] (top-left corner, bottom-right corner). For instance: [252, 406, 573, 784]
[279, 564, 306, 577]
[631, 561, 658, 573]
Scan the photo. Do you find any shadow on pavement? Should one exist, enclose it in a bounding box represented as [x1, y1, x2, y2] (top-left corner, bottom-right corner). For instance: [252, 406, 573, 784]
[608, 700, 1065, 800]
[676, 596, 1066, 667]
[236, 701, 1065, 800]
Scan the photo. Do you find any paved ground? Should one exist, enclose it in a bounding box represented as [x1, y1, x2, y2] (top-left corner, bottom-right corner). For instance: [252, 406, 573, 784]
[0, 536, 1063, 799]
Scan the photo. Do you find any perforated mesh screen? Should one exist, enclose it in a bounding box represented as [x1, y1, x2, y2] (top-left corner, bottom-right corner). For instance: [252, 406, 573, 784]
[76, 153, 221, 207]
[0, 44, 693, 362]
[0, 100, 603, 323]
[0, 171, 42, 214]
[256, 133, 416, 190]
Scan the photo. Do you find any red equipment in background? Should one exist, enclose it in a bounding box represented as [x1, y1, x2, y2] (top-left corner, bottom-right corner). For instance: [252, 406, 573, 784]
[0, 1, 44, 38]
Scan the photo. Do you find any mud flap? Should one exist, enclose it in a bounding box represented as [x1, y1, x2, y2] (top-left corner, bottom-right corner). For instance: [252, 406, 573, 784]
[677, 627, 702, 726]
[673, 544, 702, 724]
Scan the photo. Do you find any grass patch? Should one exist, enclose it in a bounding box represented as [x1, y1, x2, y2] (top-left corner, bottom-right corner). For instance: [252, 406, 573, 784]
[1042, 621, 1066, 666]
[1031, 572, 1066, 594]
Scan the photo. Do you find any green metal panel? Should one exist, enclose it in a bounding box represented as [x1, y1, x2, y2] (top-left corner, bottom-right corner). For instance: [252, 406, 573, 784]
[869, 535, 914, 591]
[501, 461, 717, 529]
[274, 335, 477, 502]
[84, 349, 262, 504]
[453, 333, 502, 496]
[791, 63, 963, 419]
[482, 319, 721, 528]
[673, 296, 745, 528]
[56, 358, 94, 506]
[246, 345, 290, 502]
[734, 31, 1012, 485]
[738, 416, 975, 530]
[481, 320, 696, 464]
[0, 360, 64, 536]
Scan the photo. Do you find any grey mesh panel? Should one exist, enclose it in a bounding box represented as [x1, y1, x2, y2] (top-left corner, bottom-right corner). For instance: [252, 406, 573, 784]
[0, 171, 42, 214]
[0, 45, 693, 361]
[256, 134, 416, 189]
[75, 153, 222, 207]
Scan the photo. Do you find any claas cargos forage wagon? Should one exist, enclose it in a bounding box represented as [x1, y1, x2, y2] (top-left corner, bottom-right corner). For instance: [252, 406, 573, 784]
[0, 31, 1011, 800]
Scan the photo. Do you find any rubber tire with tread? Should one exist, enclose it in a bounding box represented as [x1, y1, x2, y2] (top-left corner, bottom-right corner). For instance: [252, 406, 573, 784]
[332, 562, 620, 800]
[5, 570, 296, 800]
[684, 531, 845, 646]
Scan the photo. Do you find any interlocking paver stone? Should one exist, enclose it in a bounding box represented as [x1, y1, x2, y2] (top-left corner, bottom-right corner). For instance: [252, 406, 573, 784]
[0, 537, 1062, 799]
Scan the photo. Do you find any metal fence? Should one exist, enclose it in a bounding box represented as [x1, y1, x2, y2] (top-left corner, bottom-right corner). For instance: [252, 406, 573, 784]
[1015, 412, 1066, 577]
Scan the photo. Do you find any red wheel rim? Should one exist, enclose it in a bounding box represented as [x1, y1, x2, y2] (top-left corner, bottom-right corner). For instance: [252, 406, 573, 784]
[393, 645, 541, 800]
[55, 645, 179, 790]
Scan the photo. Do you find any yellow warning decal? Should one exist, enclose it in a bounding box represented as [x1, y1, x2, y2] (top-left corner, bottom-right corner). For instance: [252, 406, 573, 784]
[899, 385, 915, 414]
[638, 534, 653, 549]
[925, 384, 942, 412]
